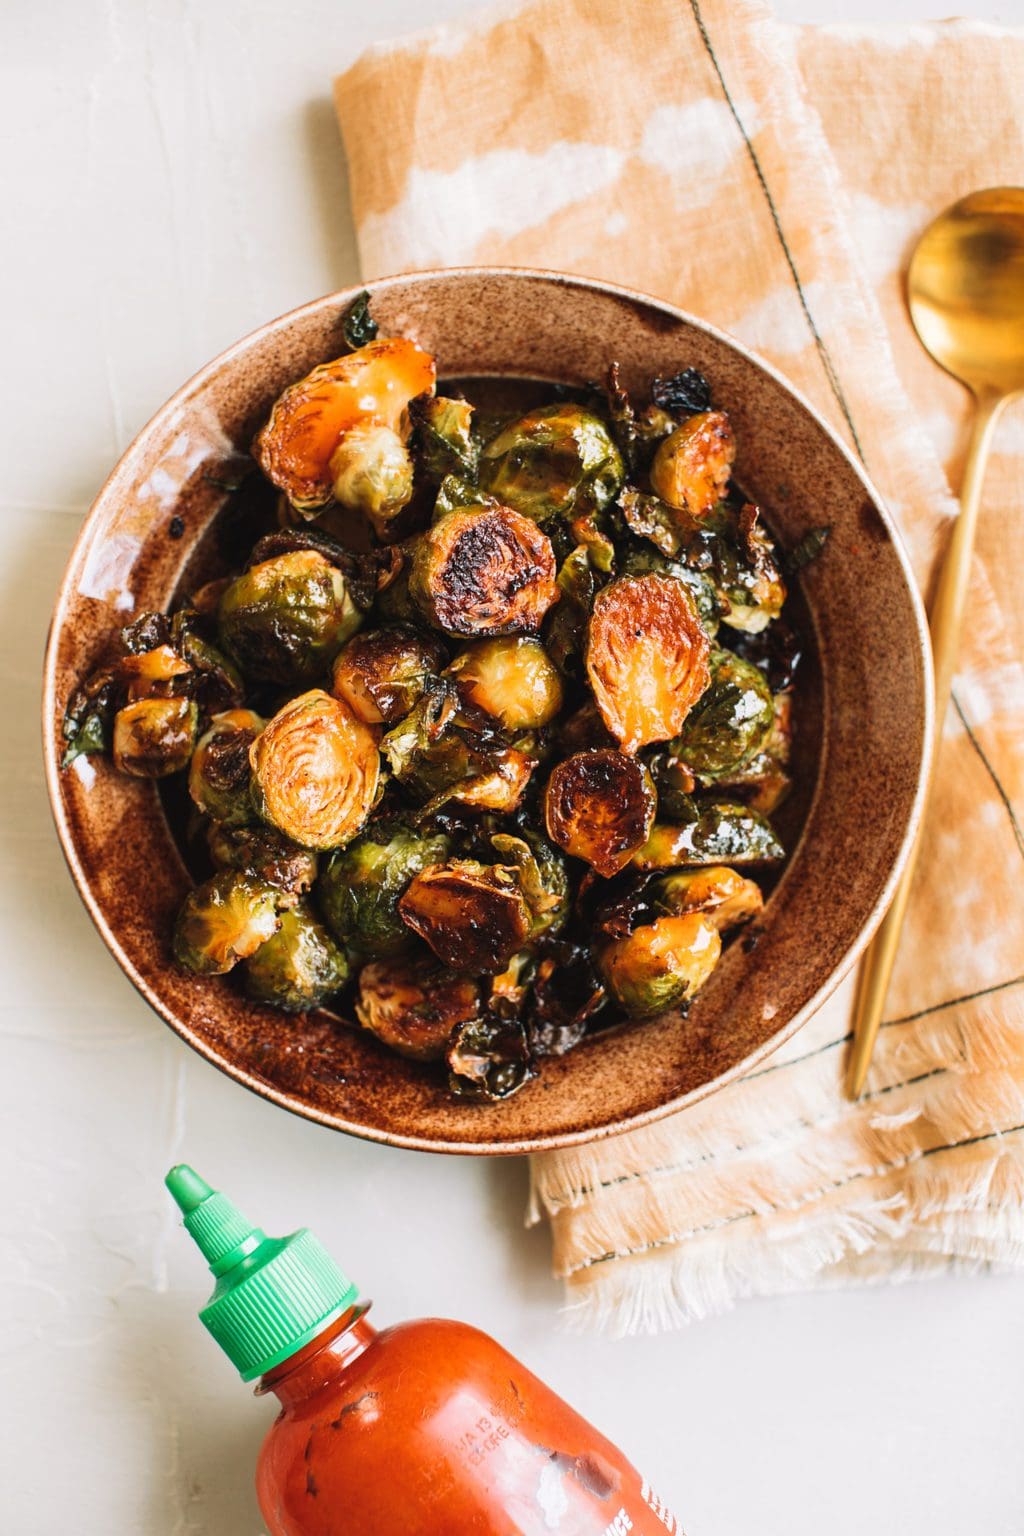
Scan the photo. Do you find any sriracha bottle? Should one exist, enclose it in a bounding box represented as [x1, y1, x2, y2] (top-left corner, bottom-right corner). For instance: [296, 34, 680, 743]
[166, 1164, 683, 1535]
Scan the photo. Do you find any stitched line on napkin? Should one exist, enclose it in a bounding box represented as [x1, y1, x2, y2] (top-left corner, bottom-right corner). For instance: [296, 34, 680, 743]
[688, 0, 865, 459]
[951, 694, 1024, 863]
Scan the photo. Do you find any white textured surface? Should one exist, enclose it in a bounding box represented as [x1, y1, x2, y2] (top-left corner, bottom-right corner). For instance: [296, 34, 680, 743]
[3, 1, 1024, 1531]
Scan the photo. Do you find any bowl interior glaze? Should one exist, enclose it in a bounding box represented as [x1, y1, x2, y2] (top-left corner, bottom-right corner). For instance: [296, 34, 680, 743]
[43, 270, 931, 1153]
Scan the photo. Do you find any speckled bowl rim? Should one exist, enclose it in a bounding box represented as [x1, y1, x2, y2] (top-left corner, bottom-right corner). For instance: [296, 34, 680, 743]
[42, 266, 934, 1155]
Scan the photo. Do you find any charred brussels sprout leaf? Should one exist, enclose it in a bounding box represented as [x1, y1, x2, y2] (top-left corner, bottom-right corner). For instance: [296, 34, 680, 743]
[380, 686, 535, 813]
[617, 486, 682, 557]
[528, 946, 607, 1056]
[689, 503, 786, 636]
[545, 750, 656, 877]
[332, 625, 446, 725]
[783, 525, 831, 576]
[207, 822, 319, 895]
[410, 503, 559, 638]
[447, 1017, 535, 1101]
[669, 648, 774, 779]
[586, 575, 711, 754]
[356, 959, 480, 1061]
[121, 612, 171, 654]
[651, 369, 712, 417]
[170, 609, 246, 714]
[650, 411, 735, 521]
[253, 337, 435, 514]
[410, 394, 479, 482]
[188, 709, 264, 825]
[488, 950, 537, 1021]
[242, 902, 348, 1011]
[173, 871, 280, 975]
[398, 860, 532, 973]
[341, 289, 378, 350]
[319, 820, 452, 958]
[217, 550, 363, 685]
[62, 666, 120, 767]
[446, 636, 563, 730]
[599, 912, 721, 1019]
[544, 544, 597, 678]
[479, 404, 624, 525]
[650, 866, 763, 932]
[112, 696, 198, 778]
[603, 362, 678, 476]
[632, 801, 784, 870]
[250, 689, 380, 851]
[490, 831, 570, 938]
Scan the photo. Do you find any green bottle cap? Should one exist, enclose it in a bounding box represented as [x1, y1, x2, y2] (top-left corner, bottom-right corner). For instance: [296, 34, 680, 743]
[165, 1163, 358, 1382]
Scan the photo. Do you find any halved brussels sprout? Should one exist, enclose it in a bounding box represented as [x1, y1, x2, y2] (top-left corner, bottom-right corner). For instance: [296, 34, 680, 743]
[669, 648, 774, 779]
[355, 959, 480, 1061]
[250, 690, 379, 851]
[173, 871, 280, 975]
[207, 822, 319, 895]
[318, 820, 452, 958]
[586, 575, 711, 754]
[398, 860, 532, 973]
[528, 946, 607, 1056]
[631, 802, 784, 870]
[618, 542, 721, 637]
[253, 337, 436, 514]
[445, 637, 563, 730]
[410, 394, 478, 482]
[329, 422, 414, 525]
[479, 404, 624, 524]
[112, 696, 198, 778]
[651, 866, 763, 931]
[447, 1017, 535, 1101]
[188, 709, 265, 825]
[217, 550, 362, 686]
[242, 902, 348, 1012]
[411, 503, 559, 638]
[332, 626, 446, 725]
[598, 912, 721, 1019]
[490, 831, 569, 938]
[380, 688, 535, 813]
[544, 750, 656, 877]
[649, 411, 735, 520]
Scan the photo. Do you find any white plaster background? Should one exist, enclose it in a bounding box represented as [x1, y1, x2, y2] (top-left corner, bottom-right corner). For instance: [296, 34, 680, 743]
[2, 1, 1022, 1530]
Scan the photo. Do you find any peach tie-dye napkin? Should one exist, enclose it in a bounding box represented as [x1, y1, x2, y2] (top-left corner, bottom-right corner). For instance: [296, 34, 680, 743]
[335, 0, 1024, 1332]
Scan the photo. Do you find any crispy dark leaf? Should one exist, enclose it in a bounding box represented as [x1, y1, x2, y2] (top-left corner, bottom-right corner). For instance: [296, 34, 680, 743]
[342, 289, 378, 349]
[651, 368, 712, 417]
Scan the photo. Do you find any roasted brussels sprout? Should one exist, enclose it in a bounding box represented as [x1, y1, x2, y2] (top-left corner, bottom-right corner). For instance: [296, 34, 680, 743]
[447, 749, 536, 813]
[120, 644, 192, 699]
[410, 394, 479, 482]
[618, 541, 721, 636]
[217, 550, 362, 685]
[651, 866, 763, 931]
[544, 750, 656, 877]
[250, 689, 379, 851]
[318, 820, 452, 958]
[398, 860, 532, 973]
[242, 902, 348, 1011]
[447, 1016, 535, 1101]
[380, 689, 536, 813]
[355, 959, 480, 1061]
[112, 696, 198, 778]
[411, 502, 559, 637]
[479, 404, 624, 525]
[207, 822, 319, 895]
[669, 647, 774, 779]
[173, 871, 281, 976]
[649, 411, 735, 520]
[253, 337, 436, 514]
[586, 574, 711, 753]
[445, 637, 563, 730]
[598, 912, 721, 1019]
[490, 831, 570, 939]
[603, 362, 678, 477]
[329, 422, 414, 525]
[331, 625, 446, 725]
[632, 801, 785, 870]
[694, 503, 787, 635]
[169, 611, 246, 714]
[188, 709, 264, 825]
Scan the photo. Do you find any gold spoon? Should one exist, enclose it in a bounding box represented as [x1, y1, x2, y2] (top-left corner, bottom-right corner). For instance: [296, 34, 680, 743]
[847, 186, 1024, 1099]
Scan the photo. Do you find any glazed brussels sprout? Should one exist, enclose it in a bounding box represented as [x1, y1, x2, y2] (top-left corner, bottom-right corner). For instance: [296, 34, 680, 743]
[544, 750, 656, 877]
[651, 866, 763, 931]
[380, 688, 536, 814]
[112, 696, 198, 778]
[250, 689, 379, 851]
[331, 625, 447, 725]
[355, 959, 481, 1061]
[242, 902, 349, 1012]
[669, 648, 774, 779]
[410, 394, 478, 482]
[586, 575, 711, 754]
[329, 422, 414, 525]
[618, 540, 722, 637]
[169, 612, 246, 714]
[649, 411, 735, 520]
[207, 822, 319, 895]
[632, 801, 785, 870]
[173, 871, 280, 976]
[490, 831, 570, 939]
[447, 1016, 535, 1101]
[398, 860, 532, 973]
[411, 502, 560, 638]
[445, 637, 563, 730]
[598, 912, 721, 1019]
[188, 709, 265, 825]
[254, 336, 436, 514]
[217, 551, 362, 686]
[700, 503, 787, 635]
[318, 820, 452, 958]
[120, 643, 192, 699]
[479, 404, 624, 524]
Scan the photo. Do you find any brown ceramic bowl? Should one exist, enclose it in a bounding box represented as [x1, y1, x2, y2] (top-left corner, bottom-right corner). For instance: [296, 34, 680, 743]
[43, 269, 932, 1154]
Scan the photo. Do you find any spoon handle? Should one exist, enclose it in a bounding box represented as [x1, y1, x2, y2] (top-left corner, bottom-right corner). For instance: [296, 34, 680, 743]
[846, 390, 1006, 1099]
